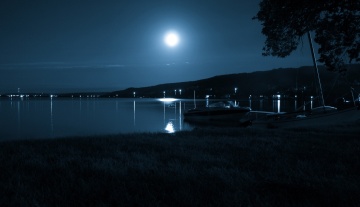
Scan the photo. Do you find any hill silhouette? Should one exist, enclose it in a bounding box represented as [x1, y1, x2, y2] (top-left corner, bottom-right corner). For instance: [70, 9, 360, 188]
[107, 64, 360, 104]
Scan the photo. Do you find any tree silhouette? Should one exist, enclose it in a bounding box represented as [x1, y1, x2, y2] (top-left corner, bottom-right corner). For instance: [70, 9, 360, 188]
[254, 0, 360, 72]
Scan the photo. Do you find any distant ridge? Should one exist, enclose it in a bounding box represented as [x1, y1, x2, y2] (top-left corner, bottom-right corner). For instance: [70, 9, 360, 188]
[106, 64, 360, 102]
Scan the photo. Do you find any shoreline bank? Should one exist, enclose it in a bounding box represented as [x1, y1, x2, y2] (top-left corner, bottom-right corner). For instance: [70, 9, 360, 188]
[1, 124, 359, 206]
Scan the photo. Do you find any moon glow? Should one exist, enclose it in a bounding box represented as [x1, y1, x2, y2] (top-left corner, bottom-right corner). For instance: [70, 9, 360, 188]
[164, 32, 179, 47]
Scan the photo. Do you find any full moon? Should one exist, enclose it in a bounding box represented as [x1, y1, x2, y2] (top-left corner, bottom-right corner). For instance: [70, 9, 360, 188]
[164, 32, 179, 47]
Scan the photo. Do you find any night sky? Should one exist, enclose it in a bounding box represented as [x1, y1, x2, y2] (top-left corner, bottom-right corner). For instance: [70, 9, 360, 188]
[0, 0, 316, 93]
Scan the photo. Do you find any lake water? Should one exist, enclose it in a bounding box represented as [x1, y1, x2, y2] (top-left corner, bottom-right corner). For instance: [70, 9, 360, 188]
[0, 97, 317, 140]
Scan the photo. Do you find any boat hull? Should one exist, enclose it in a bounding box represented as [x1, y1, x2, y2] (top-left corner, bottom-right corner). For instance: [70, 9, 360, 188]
[250, 107, 360, 129]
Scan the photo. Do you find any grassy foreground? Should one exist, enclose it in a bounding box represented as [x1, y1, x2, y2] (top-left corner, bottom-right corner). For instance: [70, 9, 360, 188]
[1, 123, 360, 207]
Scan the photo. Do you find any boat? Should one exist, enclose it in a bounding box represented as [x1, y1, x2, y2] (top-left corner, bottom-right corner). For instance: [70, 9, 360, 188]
[183, 101, 251, 125]
[248, 105, 359, 129]
[246, 32, 360, 129]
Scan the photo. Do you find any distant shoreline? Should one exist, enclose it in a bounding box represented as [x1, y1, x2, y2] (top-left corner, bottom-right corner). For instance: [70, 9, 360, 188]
[1, 64, 359, 100]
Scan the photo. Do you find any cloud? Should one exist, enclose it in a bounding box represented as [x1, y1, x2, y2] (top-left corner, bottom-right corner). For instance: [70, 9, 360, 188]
[102, 64, 126, 68]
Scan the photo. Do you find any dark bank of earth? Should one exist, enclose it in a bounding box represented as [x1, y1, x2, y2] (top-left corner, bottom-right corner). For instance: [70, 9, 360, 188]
[0, 123, 359, 207]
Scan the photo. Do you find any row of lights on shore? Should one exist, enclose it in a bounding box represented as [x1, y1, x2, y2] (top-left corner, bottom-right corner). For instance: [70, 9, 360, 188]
[133, 89, 183, 98]
[164, 89, 182, 97]
[1, 94, 101, 99]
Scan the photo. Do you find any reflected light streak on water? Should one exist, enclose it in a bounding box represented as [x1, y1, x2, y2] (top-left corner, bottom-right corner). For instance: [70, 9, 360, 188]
[303, 101, 306, 111]
[165, 121, 175, 133]
[17, 100, 20, 137]
[50, 97, 54, 137]
[133, 100, 136, 127]
[179, 101, 182, 130]
[116, 100, 119, 112]
[158, 98, 178, 102]
[277, 99, 281, 113]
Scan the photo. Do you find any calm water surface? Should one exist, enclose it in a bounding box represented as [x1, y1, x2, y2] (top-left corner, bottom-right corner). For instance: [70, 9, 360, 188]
[0, 97, 316, 140]
[1, 98, 196, 140]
